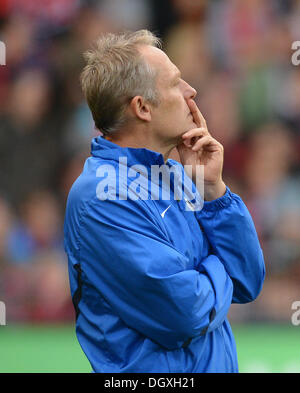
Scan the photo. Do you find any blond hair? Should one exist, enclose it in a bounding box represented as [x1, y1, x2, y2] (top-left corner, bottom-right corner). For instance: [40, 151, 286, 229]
[80, 30, 162, 135]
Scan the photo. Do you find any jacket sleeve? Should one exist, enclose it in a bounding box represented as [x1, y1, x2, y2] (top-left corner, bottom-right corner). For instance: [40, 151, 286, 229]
[196, 187, 265, 304]
[77, 196, 233, 350]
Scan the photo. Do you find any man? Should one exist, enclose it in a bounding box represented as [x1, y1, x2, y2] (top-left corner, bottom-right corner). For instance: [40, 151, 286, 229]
[64, 30, 265, 373]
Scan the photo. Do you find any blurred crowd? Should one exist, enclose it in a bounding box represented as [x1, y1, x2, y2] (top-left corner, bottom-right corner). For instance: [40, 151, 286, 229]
[0, 0, 300, 324]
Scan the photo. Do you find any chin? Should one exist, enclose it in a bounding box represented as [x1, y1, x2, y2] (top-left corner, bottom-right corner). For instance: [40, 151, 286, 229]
[183, 123, 196, 134]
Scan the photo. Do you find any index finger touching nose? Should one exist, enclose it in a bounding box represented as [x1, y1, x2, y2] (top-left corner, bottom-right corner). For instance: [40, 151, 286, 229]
[188, 99, 208, 131]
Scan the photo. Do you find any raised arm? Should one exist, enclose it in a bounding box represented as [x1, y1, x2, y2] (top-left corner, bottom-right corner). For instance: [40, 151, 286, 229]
[196, 188, 265, 303]
[176, 99, 265, 304]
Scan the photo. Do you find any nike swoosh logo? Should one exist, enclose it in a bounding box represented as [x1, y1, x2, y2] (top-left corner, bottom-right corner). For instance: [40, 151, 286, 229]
[161, 204, 172, 218]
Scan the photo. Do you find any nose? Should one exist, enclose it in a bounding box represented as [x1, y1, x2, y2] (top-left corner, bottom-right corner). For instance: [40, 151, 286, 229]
[190, 86, 197, 99]
[182, 80, 197, 100]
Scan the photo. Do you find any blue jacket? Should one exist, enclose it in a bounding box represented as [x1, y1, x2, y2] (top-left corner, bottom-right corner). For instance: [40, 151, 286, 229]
[64, 136, 265, 373]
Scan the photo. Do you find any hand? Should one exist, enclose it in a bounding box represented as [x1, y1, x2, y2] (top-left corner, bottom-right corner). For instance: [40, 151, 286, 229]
[176, 99, 226, 201]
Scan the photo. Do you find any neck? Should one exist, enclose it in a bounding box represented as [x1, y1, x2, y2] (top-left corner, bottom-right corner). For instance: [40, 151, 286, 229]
[105, 127, 176, 162]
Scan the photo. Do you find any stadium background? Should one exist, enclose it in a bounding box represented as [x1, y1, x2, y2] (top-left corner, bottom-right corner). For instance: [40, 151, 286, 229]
[0, 0, 300, 373]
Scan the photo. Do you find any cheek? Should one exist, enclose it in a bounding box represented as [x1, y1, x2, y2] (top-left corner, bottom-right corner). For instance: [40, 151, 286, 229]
[169, 94, 186, 114]
[158, 92, 186, 123]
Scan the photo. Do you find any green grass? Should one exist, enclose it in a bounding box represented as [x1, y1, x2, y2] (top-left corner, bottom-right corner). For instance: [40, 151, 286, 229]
[232, 324, 300, 372]
[0, 324, 90, 373]
[0, 324, 299, 372]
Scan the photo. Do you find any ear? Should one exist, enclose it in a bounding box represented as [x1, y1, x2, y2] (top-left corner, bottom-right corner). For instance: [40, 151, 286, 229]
[129, 96, 152, 122]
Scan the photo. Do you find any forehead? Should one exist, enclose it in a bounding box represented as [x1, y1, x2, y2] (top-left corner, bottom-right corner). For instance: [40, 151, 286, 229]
[138, 45, 179, 80]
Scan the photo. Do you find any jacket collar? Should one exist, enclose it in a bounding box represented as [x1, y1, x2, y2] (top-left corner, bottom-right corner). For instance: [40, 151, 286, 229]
[91, 136, 166, 168]
[91, 136, 203, 210]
